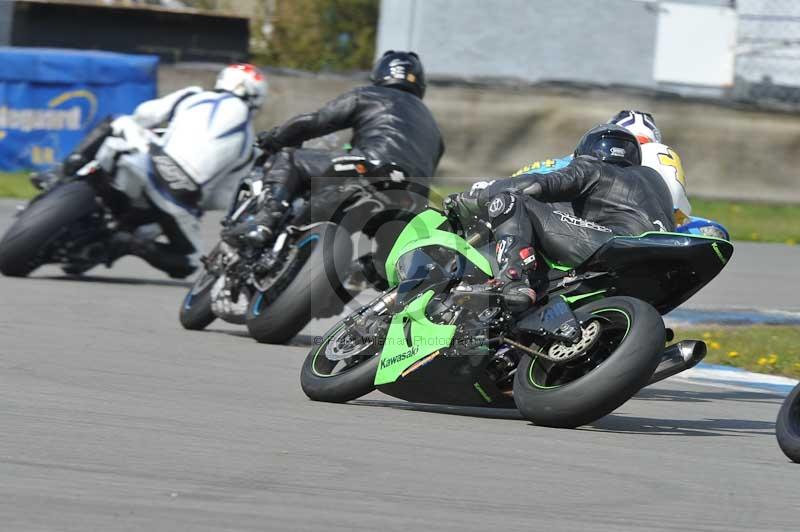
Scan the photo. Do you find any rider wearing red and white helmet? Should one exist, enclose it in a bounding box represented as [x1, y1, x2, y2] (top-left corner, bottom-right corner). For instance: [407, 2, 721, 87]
[213, 63, 269, 109]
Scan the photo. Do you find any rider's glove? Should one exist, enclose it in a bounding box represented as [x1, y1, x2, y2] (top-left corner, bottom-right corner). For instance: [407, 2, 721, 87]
[443, 191, 484, 226]
[443, 179, 498, 220]
[256, 128, 283, 155]
[62, 153, 88, 176]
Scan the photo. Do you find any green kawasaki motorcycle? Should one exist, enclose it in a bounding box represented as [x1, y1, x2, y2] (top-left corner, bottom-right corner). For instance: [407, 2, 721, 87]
[301, 208, 733, 428]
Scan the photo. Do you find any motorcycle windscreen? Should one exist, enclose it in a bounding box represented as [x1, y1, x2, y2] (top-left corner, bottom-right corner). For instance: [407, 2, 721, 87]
[384, 209, 492, 287]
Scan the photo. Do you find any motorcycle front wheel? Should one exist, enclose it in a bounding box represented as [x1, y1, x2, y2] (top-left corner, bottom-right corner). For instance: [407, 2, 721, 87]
[179, 267, 218, 330]
[245, 222, 353, 344]
[300, 306, 383, 403]
[776, 382, 800, 463]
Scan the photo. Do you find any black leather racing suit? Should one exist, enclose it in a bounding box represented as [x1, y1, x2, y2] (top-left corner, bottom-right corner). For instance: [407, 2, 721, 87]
[260, 84, 444, 203]
[465, 156, 675, 280]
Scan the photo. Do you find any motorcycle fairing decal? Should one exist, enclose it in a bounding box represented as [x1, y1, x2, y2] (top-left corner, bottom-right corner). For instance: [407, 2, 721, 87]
[711, 242, 727, 265]
[384, 210, 493, 286]
[251, 292, 267, 316]
[540, 252, 573, 272]
[374, 290, 456, 386]
[473, 382, 492, 403]
[630, 230, 728, 243]
[400, 351, 441, 378]
[561, 290, 607, 305]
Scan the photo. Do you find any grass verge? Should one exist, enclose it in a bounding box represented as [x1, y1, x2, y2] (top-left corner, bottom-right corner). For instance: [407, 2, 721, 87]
[672, 325, 800, 379]
[690, 198, 800, 245]
[0, 172, 37, 199]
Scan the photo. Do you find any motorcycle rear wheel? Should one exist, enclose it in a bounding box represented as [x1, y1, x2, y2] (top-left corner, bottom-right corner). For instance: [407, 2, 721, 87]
[513, 296, 663, 428]
[0, 181, 98, 277]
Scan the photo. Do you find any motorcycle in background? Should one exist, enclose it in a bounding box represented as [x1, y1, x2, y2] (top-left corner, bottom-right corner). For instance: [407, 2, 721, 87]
[0, 119, 183, 277]
[179, 153, 427, 344]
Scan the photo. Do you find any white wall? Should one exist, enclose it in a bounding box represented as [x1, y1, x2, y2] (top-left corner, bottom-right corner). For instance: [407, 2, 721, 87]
[377, 0, 738, 91]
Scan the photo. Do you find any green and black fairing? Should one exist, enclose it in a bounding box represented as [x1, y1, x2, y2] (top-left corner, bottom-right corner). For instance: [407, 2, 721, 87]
[373, 210, 511, 406]
[545, 232, 733, 314]
[368, 209, 732, 408]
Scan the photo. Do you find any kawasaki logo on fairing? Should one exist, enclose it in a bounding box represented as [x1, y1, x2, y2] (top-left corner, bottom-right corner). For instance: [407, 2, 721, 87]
[380, 346, 420, 369]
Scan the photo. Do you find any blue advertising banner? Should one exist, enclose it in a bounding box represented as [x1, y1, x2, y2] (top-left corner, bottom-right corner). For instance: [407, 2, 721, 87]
[0, 47, 158, 170]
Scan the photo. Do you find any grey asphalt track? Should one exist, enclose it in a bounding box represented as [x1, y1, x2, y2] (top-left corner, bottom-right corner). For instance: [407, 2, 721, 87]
[1, 199, 798, 531]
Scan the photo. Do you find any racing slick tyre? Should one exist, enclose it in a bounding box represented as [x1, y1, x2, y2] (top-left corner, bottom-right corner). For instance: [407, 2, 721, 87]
[246, 222, 353, 344]
[300, 311, 380, 403]
[0, 181, 98, 277]
[179, 268, 218, 330]
[514, 296, 664, 428]
[776, 382, 800, 463]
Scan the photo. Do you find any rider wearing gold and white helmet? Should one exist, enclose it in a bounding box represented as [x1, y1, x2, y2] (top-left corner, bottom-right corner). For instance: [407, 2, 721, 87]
[608, 110, 691, 226]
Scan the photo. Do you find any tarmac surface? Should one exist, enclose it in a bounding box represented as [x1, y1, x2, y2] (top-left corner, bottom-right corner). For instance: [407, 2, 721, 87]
[1, 199, 798, 531]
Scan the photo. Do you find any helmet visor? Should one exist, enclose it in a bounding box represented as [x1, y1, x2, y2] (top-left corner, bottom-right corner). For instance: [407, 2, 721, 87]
[592, 136, 641, 166]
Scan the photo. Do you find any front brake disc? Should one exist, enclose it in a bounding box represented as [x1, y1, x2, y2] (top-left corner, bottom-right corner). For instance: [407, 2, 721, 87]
[325, 327, 376, 361]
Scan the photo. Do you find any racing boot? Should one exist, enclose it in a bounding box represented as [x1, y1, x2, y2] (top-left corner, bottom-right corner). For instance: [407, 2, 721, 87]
[451, 245, 542, 314]
[221, 208, 282, 248]
[221, 186, 290, 248]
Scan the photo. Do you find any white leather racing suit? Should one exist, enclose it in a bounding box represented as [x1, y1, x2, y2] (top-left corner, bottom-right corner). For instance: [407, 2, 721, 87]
[96, 87, 257, 264]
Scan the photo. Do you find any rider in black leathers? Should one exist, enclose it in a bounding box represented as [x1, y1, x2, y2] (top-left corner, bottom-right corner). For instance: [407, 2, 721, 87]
[251, 51, 444, 238]
[446, 124, 675, 307]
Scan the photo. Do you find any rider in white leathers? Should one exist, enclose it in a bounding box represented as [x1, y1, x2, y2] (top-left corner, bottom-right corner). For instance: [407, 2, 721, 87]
[86, 64, 267, 278]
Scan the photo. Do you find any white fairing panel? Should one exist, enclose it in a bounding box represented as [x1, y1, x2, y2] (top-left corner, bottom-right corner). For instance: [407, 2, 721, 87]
[641, 142, 691, 222]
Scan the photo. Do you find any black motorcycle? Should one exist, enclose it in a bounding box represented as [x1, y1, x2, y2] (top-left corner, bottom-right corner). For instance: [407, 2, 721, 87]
[179, 154, 426, 344]
[0, 145, 167, 278]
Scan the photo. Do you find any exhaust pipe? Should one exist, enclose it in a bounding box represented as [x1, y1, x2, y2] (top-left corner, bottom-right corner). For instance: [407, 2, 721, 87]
[646, 340, 707, 387]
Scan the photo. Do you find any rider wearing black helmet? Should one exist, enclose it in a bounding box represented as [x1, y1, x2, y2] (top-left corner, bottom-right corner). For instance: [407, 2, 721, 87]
[370, 50, 427, 98]
[250, 50, 443, 239]
[446, 123, 675, 305]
